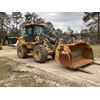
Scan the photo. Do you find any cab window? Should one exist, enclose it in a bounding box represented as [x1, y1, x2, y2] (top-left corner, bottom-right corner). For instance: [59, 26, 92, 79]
[34, 26, 43, 35]
[26, 27, 33, 35]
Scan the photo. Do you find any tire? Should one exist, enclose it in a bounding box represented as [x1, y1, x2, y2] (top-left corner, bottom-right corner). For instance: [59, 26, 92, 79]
[51, 53, 55, 59]
[17, 45, 28, 58]
[33, 44, 47, 63]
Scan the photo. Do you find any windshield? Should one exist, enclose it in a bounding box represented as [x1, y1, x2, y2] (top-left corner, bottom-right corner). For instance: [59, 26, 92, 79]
[34, 26, 44, 35]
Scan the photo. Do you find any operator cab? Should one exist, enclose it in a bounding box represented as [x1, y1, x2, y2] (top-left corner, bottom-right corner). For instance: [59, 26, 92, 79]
[23, 23, 45, 42]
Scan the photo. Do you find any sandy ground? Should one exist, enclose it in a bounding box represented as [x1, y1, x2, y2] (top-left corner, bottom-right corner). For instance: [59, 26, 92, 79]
[0, 46, 100, 86]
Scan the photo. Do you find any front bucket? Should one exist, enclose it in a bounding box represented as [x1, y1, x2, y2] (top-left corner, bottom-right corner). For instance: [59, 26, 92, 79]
[58, 42, 94, 69]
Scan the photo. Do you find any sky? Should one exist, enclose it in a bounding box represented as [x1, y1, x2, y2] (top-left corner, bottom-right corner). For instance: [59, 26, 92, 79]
[7, 12, 85, 32]
[36, 12, 85, 32]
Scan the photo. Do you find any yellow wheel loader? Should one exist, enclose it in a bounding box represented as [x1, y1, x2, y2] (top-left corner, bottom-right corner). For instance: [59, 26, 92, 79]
[17, 23, 94, 73]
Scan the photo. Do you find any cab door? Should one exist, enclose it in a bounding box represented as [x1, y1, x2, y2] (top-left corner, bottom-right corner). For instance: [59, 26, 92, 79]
[25, 26, 35, 42]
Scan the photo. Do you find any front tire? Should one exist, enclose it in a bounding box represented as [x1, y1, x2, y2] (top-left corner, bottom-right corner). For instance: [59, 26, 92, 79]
[33, 44, 47, 63]
[51, 53, 55, 59]
[17, 45, 28, 58]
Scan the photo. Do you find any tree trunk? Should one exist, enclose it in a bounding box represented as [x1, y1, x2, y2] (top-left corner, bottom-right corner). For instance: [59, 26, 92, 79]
[0, 18, 4, 43]
[97, 12, 100, 43]
[16, 19, 17, 29]
[0, 33, 1, 43]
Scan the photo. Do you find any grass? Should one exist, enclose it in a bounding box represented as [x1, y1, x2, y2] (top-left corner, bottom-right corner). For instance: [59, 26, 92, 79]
[91, 44, 100, 58]
[0, 57, 57, 87]
[0, 58, 11, 80]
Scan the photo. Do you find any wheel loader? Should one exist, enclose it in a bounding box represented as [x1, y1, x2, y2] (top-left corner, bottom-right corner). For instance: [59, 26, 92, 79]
[17, 22, 94, 72]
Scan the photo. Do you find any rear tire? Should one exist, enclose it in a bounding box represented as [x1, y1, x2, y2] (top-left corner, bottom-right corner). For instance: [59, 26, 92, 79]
[17, 45, 28, 58]
[33, 44, 47, 63]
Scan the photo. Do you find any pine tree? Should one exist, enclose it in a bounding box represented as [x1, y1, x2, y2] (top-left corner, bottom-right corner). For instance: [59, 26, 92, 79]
[12, 12, 23, 29]
[0, 12, 11, 43]
[83, 12, 100, 43]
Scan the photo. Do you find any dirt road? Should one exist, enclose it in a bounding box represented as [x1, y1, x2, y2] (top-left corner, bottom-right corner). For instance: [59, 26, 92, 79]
[0, 46, 100, 86]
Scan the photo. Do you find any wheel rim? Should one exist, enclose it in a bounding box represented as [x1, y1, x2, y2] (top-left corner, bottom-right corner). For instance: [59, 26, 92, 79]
[18, 48, 23, 55]
[34, 50, 41, 60]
